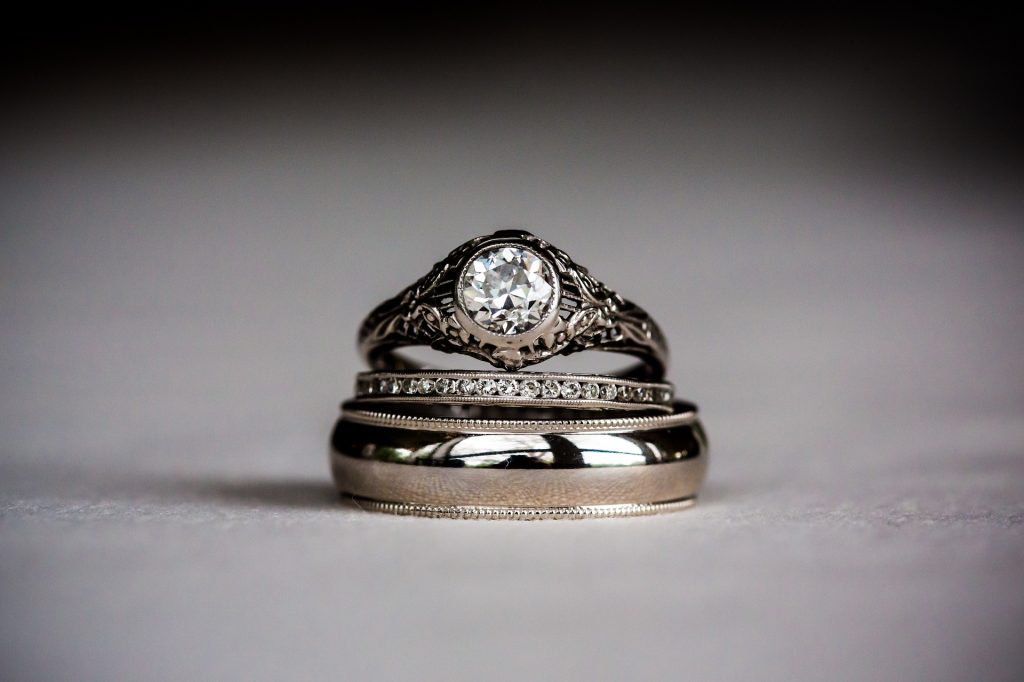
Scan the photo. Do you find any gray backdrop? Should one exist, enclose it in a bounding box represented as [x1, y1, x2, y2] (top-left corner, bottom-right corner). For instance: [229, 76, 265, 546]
[2, 25, 1023, 681]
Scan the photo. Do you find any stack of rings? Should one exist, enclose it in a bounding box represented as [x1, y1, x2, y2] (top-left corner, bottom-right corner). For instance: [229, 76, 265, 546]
[331, 229, 707, 519]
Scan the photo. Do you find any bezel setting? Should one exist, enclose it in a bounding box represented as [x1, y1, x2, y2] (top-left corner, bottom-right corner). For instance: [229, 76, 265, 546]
[454, 241, 563, 369]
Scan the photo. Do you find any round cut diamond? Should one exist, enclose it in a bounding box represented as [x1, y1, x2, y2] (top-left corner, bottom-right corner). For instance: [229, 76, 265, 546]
[617, 385, 634, 401]
[434, 378, 452, 394]
[402, 378, 419, 394]
[460, 246, 555, 335]
[600, 384, 618, 401]
[478, 379, 498, 395]
[418, 379, 436, 394]
[459, 379, 478, 395]
[560, 381, 582, 399]
[497, 378, 519, 396]
[582, 382, 600, 400]
[520, 379, 541, 398]
[541, 380, 560, 398]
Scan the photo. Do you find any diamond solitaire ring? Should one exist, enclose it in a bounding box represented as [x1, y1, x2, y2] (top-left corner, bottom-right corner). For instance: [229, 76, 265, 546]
[358, 230, 669, 379]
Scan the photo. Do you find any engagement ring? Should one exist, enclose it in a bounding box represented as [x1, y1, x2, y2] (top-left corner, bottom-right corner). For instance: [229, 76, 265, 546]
[358, 230, 669, 379]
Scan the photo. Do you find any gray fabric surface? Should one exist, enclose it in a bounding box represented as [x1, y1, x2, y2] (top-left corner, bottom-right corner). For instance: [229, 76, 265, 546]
[2, 47, 1023, 681]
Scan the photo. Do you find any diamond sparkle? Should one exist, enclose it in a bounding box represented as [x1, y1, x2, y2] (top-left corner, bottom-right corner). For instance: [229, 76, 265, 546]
[541, 380, 560, 398]
[460, 246, 555, 335]
[497, 378, 519, 396]
[560, 381, 582, 399]
[520, 379, 541, 398]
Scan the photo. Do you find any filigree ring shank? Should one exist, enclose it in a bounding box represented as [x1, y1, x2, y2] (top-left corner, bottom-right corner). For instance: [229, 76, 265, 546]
[358, 230, 669, 379]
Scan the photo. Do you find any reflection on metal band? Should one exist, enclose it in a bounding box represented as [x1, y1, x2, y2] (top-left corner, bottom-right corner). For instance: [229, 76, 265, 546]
[329, 410, 708, 509]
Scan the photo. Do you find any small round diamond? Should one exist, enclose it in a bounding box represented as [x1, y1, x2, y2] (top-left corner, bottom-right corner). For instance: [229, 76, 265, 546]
[541, 380, 560, 398]
[633, 387, 649, 402]
[497, 378, 519, 396]
[582, 382, 600, 400]
[560, 381, 582, 399]
[418, 379, 436, 394]
[402, 378, 419, 394]
[434, 378, 452, 394]
[600, 384, 617, 401]
[478, 379, 498, 395]
[520, 379, 541, 398]
[618, 385, 634, 401]
[459, 379, 478, 395]
[660, 389, 672, 402]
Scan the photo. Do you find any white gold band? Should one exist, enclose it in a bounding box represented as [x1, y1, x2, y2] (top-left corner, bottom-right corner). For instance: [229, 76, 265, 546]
[354, 370, 674, 412]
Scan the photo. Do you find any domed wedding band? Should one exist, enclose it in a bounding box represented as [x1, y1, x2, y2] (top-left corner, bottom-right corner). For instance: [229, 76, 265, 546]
[331, 401, 708, 519]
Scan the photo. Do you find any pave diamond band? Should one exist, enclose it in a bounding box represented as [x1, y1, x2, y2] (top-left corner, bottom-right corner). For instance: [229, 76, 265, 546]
[358, 230, 669, 379]
[354, 370, 674, 411]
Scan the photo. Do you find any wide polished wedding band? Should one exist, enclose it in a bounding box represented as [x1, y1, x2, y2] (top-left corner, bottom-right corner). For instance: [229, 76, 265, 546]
[330, 401, 707, 519]
[357, 229, 669, 380]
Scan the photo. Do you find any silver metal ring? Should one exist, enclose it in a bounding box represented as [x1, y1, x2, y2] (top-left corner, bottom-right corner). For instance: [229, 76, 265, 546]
[354, 370, 674, 412]
[357, 229, 669, 379]
[330, 401, 707, 514]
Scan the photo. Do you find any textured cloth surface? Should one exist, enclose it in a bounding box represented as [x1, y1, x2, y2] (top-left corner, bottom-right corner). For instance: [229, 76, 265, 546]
[2, 49, 1023, 681]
